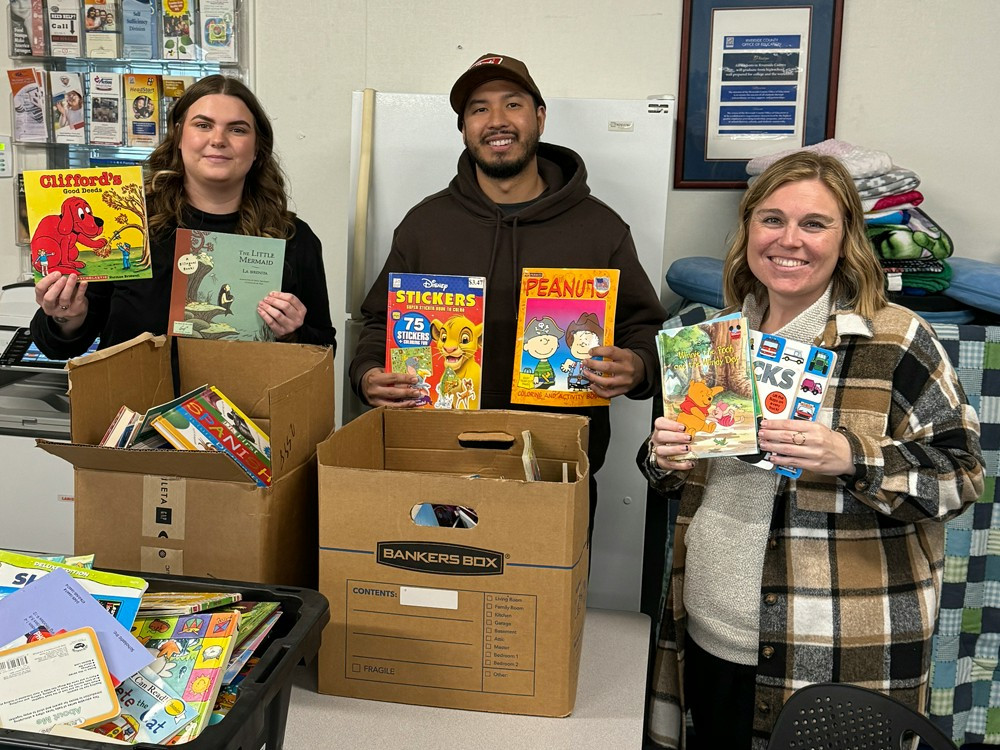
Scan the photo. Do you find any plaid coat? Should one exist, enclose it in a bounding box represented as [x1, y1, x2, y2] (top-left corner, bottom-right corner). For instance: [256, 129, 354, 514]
[644, 303, 985, 749]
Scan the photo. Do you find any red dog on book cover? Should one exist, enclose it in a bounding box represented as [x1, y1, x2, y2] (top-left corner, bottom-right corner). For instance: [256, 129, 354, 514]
[30, 196, 108, 276]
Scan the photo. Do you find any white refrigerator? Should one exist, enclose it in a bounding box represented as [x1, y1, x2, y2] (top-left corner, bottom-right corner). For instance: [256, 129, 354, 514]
[343, 91, 675, 610]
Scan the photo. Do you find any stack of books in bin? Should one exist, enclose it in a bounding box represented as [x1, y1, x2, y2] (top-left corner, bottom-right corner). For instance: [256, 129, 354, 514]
[0, 549, 328, 746]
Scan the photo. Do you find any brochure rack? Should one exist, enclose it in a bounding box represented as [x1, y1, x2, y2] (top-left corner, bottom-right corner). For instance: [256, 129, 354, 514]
[5, 0, 252, 256]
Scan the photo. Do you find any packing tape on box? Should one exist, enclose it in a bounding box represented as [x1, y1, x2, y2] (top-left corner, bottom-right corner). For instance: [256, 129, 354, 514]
[141, 476, 187, 541]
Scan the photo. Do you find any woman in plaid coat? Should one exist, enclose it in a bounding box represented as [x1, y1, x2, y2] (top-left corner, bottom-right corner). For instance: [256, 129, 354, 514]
[643, 152, 984, 749]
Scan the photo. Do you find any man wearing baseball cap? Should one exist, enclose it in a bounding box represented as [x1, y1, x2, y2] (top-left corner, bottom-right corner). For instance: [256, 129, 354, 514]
[350, 53, 666, 531]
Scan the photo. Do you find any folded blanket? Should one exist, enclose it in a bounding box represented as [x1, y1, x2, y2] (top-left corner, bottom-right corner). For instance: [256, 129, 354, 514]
[863, 190, 924, 212]
[883, 260, 952, 295]
[879, 257, 945, 274]
[855, 167, 921, 199]
[867, 208, 953, 260]
[866, 210, 909, 225]
[746, 139, 894, 178]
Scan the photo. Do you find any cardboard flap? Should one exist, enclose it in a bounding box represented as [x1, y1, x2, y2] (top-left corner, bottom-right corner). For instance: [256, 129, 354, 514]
[267, 348, 336, 476]
[37, 440, 255, 483]
[67, 334, 174, 444]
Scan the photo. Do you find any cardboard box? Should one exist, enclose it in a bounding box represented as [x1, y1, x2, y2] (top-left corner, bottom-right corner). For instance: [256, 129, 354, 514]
[317, 408, 590, 716]
[38, 333, 335, 587]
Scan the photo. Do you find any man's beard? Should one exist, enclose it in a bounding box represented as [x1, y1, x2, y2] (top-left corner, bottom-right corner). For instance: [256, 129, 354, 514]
[468, 130, 540, 180]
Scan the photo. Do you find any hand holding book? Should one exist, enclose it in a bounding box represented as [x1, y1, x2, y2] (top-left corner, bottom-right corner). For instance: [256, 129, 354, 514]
[756, 418, 855, 477]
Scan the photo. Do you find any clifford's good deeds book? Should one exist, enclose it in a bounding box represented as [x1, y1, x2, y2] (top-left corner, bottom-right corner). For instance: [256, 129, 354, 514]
[23, 166, 151, 283]
[657, 315, 758, 459]
[168, 229, 287, 342]
[385, 272, 486, 410]
[749, 330, 837, 478]
[511, 268, 619, 408]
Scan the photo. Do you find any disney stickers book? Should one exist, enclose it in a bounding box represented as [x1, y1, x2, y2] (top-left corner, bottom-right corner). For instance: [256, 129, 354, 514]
[23, 166, 151, 283]
[385, 273, 486, 410]
[511, 268, 619, 407]
[167, 229, 286, 342]
[657, 315, 758, 459]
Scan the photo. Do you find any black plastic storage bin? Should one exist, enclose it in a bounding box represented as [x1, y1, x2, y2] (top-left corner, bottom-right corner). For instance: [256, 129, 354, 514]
[0, 570, 330, 750]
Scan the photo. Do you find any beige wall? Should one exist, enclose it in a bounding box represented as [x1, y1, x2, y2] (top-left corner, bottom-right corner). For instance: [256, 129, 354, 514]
[2, 1, 998, 383]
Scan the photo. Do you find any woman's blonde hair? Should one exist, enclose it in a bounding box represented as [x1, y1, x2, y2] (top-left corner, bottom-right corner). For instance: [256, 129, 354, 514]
[145, 75, 295, 239]
[722, 151, 886, 319]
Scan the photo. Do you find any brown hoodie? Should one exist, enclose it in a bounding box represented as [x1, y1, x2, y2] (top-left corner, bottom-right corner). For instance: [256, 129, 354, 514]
[350, 142, 666, 475]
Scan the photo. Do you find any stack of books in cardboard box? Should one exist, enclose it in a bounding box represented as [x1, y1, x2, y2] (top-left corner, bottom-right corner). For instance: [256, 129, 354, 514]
[99, 384, 272, 487]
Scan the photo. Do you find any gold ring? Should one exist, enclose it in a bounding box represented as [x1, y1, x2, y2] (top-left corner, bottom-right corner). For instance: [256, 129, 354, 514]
[792, 431, 806, 446]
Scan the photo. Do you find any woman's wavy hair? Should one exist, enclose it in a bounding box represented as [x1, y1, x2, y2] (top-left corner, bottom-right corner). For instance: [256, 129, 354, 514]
[722, 151, 886, 319]
[145, 75, 295, 239]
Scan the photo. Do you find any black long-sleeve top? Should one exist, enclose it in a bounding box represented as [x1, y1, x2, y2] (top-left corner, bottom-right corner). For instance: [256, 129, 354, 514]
[30, 207, 336, 358]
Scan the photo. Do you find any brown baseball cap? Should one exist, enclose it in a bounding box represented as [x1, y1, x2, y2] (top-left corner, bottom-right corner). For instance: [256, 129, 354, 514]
[450, 53, 545, 129]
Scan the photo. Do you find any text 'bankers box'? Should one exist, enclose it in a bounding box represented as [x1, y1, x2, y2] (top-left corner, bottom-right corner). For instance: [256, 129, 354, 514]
[37, 333, 335, 587]
[317, 408, 590, 716]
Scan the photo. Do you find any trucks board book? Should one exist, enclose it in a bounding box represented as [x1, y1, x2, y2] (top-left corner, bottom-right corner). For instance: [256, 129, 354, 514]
[385, 272, 486, 410]
[168, 229, 287, 342]
[23, 166, 151, 283]
[657, 315, 759, 459]
[130, 610, 240, 742]
[511, 267, 619, 408]
[749, 330, 838, 478]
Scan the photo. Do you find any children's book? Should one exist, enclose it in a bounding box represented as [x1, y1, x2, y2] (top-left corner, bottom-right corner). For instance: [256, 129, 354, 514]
[130, 611, 240, 742]
[172, 396, 272, 486]
[168, 229, 287, 342]
[199, 0, 238, 62]
[123, 383, 208, 449]
[47, 2, 82, 57]
[209, 656, 257, 725]
[657, 315, 759, 459]
[23, 166, 151, 282]
[92, 667, 199, 744]
[160, 0, 196, 59]
[121, 0, 157, 58]
[385, 272, 486, 410]
[748, 330, 838, 478]
[139, 591, 242, 617]
[0, 551, 148, 631]
[99, 405, 140, 447]
[0, 627, 120, 731]
[202, 385, 271, 459]
[217, 601, 280, 649]
[124, 73, 161, 147]
[220, 610, 280, 685]
[84, 0, 120, 58]
[49, 71, 86, 144]
[88, 72, 124, 146]
[521, 429, 541, 481]
[9, 0, 46, 56]
[511, 267, 619, 408]
[7, 68, 48, 143]
[0, 568, 153, 685]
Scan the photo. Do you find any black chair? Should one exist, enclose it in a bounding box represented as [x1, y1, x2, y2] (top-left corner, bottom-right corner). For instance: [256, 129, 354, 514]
[767, 682, 956, 750]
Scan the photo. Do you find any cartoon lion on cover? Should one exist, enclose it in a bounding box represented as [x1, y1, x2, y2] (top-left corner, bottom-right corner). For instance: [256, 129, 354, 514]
[431, 314, 483, 409]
